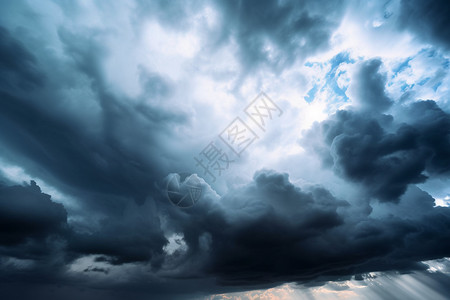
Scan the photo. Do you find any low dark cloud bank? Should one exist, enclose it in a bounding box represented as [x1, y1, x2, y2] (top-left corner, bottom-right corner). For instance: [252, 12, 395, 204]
[1, 171, 450, 298]
[0, 181, 67, 254]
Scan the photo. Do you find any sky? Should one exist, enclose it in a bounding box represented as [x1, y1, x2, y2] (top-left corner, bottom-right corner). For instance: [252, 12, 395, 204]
[0, 0, 450, 299]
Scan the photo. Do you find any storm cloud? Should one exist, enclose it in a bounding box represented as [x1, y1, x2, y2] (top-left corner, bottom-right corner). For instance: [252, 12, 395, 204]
[1, 0, 450, 299]
[399, 0, 450, 50]
[304, 59, 450, 202]
[0, 181, 67, 252]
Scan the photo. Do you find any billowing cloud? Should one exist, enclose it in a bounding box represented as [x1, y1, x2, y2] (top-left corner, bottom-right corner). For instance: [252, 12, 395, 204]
[349, 59, 393, 113]
[304, 98, 450, 202]
[157, 171, 450, 287]
[3, 170, 450, 299]
[0, 24, 188, 207]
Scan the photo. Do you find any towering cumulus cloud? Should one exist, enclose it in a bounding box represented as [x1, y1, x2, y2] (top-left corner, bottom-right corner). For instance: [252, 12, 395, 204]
[0, 0, 449, 299]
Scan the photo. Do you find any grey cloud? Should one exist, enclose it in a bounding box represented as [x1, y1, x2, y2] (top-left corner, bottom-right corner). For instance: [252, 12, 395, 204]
[399, 100, 450, 176]
[399, 0, 450, 50]
[1, 170, 450, 298]
[0, 20, 187, 278]
[304, 109, 428, 201]
[0, 179, 168, 284]
[134, 0, 347, 75]
[157, 170, 450, 289]
[350, 59, 393, 113]
[0, 181, 70, 290]
[0, 1, 450, 299]
[214, 0, 347, 73]
[0, 24, 188, 208]
[0, 27, 45, 91]
[304, 55, 450, 202]
[303, 99, 450, 202]
[134, 0, 205, 30]
[0, 181, 67, 250]
[67, 203, 167, 267]
[133, 0, 348, 84]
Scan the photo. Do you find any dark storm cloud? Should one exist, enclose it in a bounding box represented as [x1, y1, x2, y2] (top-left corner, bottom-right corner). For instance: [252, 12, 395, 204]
[0, 178, 166, 271]
[0, 181, 198, 300]
[1, 171, 450, 297]
[303, 99, 450, 202]
[67, 206, 167, 267]
[303, 56, 450, 202]
[351, 59, 393, 113]
[0, 27, 44, 90]
[0, 25, 187, 207]
[399, 0, 450, 50]
[0, 21, 183, 286]
[0, 180, 72, 291]
[133, 0, 347, 78]
[0, 0, 350, 281]
[0, 181, 67, 251]
[304, 110, 427, 201]
[400, 100, 450, 176]
[0, 25, 201, 292]
[213, 0, 347, 73]
[158, 170, 450, 287]
[1, 1, 450, 299]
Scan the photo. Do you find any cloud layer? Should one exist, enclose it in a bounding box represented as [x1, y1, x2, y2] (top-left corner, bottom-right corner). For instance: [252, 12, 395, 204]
[0, 0, 449, 299]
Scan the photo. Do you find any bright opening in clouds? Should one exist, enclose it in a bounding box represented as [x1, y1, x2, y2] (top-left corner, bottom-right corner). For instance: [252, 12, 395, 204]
[0, 1, 449, 299]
